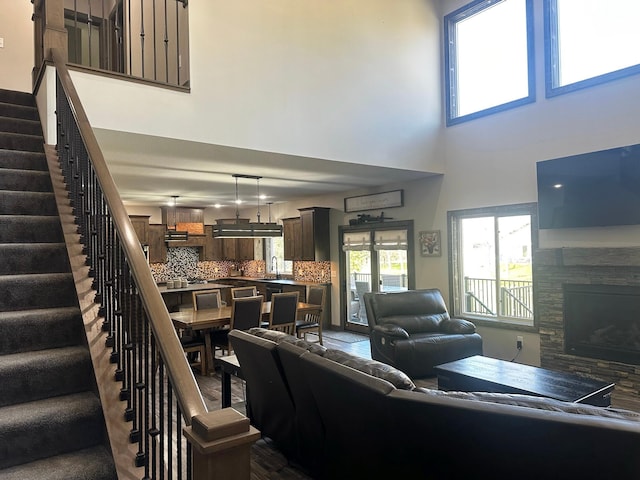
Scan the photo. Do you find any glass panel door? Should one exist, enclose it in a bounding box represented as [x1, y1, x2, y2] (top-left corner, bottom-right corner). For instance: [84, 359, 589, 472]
[345, 249, 372, 330]
[341, 222, 414, 334]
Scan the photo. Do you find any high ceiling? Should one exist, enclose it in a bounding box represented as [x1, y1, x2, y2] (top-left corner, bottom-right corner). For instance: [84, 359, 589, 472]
[95, 129, 436, 209]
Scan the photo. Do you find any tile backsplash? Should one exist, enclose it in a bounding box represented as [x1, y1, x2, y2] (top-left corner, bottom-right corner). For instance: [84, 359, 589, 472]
[149, 247, 331, 283]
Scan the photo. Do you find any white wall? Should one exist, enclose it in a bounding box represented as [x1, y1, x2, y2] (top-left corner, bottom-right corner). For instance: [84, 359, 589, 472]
[69, 0, 443, 172]
[0, 1, 34, 92]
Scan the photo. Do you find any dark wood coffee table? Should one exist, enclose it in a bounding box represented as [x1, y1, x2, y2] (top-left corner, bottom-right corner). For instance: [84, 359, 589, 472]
[434, 355, 614, 407]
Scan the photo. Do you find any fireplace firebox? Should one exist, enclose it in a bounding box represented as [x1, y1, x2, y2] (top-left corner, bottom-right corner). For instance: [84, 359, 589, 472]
[563, 284, 640, 365]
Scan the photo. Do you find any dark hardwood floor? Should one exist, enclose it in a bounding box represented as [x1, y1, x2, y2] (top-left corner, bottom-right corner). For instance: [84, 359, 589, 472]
[194, 329, 640, 479]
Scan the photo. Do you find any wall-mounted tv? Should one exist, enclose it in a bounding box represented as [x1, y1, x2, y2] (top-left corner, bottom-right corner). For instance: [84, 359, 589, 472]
[536, 143, 640, 229]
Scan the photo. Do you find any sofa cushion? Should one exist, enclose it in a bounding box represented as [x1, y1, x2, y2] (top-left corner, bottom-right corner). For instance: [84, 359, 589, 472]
[323, 349, 415, 390]
[248, 327, 327, 355]
[414, 388, 640, 421]
[378, 313, 447, 334]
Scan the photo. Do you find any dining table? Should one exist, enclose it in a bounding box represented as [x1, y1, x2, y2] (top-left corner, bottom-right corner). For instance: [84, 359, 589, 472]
[170, 301, 320, 375]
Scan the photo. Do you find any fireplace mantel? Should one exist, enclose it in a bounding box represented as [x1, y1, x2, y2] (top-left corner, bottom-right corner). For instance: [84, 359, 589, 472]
[535, 247, 640, 268]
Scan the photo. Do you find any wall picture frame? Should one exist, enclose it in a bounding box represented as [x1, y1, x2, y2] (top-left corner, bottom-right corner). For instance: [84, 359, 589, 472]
[419, 230, 441, 257]
[344, 189, 404, 213]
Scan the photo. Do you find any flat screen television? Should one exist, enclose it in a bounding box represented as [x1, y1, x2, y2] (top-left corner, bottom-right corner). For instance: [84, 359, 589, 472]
[536, 143, 640, 229]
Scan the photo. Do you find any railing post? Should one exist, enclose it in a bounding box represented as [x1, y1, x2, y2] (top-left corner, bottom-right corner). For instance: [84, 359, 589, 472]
[37, 0, 68, 63]
[184, 409, 260, 480]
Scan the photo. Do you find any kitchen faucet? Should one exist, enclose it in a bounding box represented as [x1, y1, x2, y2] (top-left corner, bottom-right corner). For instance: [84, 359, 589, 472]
[271, 255, 280, 279]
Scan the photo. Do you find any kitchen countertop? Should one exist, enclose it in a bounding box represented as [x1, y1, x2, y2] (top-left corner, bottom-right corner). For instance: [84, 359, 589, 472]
[218, 276, 330, 286]
[157, 282, 235, 295]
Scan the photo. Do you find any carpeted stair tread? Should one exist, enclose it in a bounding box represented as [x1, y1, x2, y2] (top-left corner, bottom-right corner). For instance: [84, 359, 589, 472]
[0, 445, 117, 480]
[0, 307, 83, 354]
[0, 116, 42, 136]
[0, 132, 44, 153]
[0, 149, 47, 171]
[0, 101, 39, 122]
[0, 345, 93, 407]
[0, 89, 36, 108]
[0, 215, 63, 243]
[0, 191, 57, 215]
[0, 392, 106, 470]
[0, 243, 69, 275]
[0, 167, 52, 192]
[0, 273, 77, 312]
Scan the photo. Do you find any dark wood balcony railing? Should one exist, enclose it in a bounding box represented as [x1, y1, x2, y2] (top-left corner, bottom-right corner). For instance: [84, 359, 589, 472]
[51, 48, 258, 480]
[33, 0, 189, 90]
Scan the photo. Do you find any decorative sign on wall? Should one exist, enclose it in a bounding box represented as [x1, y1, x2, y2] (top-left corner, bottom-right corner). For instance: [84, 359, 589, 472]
[344, 190, 404, 213]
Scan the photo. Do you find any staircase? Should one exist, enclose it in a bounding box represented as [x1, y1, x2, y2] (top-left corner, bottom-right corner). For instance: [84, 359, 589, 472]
[0, 89, 117, 479]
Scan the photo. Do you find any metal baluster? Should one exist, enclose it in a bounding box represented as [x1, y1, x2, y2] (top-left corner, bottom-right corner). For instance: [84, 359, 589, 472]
[134, 294, 146, 467]
[152, 0, 157, 80]
[140, 0, 146, 78]
[128, 0, 133, 75]
[175, 0, 180, 86]
[87, 0, 93, 68]
[159, 360, 165, 480]
[167, 378, 173, 479]
[163, 0, 169, 83]
[149, 335, 160, 480]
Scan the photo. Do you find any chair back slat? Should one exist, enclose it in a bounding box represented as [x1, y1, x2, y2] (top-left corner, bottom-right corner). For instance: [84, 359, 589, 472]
[231, 286, 258, 299]
[192, 289, 222, 310]
[231, 296, 264, 331]
[269, 292, 299, 335]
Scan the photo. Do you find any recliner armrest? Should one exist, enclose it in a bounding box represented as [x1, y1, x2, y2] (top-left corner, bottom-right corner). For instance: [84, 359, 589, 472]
[373, 324, 410, 339]
[440, 318, 477, 334]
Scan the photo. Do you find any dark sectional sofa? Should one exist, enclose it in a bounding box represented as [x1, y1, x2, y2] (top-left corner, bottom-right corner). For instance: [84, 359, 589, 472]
[229, 328, 640, 480]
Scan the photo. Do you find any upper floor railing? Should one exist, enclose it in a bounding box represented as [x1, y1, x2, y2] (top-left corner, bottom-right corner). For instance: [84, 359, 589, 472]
[33, 0, 189, 89]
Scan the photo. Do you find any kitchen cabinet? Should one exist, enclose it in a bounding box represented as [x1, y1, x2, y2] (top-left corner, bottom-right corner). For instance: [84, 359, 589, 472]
[203, 225, 223, 261]
[284, 207, 330, 261]
[220, 238, 254, 261]
[283, 217, 302, 261]
[129, 215, 150, 244]
[147, 224, 167, 263]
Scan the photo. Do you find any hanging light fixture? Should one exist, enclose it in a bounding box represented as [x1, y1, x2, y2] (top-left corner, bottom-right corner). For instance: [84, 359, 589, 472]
[212, 174, 283, 238]
[164, 195, 189, 242]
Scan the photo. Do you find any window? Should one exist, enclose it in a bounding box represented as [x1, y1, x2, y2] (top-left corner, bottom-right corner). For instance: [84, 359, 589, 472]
[445, 0, 535, 125]
[545, 0, 640, 96]
[448, 203, 537, 327]
[266, 237, 292, 275]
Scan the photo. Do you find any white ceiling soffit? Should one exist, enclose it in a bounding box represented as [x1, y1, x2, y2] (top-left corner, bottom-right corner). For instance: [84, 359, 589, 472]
[94, 129, 437, 208]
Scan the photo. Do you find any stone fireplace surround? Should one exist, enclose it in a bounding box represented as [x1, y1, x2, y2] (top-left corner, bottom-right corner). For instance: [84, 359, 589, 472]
[534, 247, 640, 398]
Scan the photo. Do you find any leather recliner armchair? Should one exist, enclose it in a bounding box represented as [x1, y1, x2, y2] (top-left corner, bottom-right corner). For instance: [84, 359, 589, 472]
[363, 288, 482, 378]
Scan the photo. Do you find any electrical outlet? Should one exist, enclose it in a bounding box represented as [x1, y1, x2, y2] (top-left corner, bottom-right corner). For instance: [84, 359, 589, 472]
[516, 335, 524, 350]
[0, 38, 4, 48]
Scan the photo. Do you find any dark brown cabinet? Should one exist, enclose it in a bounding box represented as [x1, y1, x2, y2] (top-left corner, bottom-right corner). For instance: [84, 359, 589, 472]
[148, 224, 167, 263]
[129, 215, 150, 244]
[284, 207, 330, 261]
[203, 225, 223, 261]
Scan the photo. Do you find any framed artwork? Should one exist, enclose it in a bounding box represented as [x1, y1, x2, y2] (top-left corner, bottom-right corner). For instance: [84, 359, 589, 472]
[419, 230, 441, 257]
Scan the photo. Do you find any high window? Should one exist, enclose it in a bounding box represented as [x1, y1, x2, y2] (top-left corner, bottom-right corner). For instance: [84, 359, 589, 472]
[545, 0, 640, 97]
[444, 0, 535, 125]
[448, 204, 537, 327]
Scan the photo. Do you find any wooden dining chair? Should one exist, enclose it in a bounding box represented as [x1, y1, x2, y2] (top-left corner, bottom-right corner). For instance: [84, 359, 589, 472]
[295, 285, 325, 344]
[212, 295, 264, 356]
[268, 291, 299, 335]
[192, 289, 222, 310]
[231, 286, 258, 299]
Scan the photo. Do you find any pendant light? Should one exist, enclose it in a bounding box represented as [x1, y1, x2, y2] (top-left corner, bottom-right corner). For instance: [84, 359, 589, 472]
[165, 195, 189, 242]
[212, 174, 283, 238]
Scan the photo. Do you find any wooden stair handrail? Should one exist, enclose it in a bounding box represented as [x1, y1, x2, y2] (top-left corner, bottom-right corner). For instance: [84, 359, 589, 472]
[50, 47, 207, 424]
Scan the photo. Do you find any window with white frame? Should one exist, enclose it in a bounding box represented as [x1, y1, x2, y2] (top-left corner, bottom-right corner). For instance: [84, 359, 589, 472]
[444, 0, 535, 125]
[448, 203, 537, 327]
[545, 0, 640, 96]
[266, 237, 292, 275]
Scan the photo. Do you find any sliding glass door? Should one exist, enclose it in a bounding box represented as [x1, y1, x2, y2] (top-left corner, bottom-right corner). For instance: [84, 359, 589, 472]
[340, 221, 414, 334]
